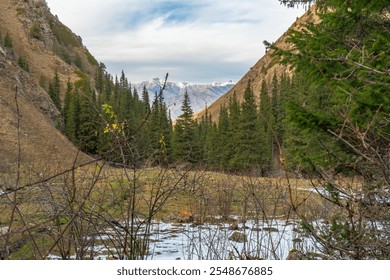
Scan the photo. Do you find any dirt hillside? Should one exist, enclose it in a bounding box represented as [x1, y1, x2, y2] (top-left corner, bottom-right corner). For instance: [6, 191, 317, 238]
[0, 0, 96, 174]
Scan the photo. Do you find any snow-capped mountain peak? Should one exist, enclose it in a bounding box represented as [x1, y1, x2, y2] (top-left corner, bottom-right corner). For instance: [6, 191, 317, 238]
[211, 80, 234, 87]
[134, 80, 235, 119]
[178, 81, 195, 89]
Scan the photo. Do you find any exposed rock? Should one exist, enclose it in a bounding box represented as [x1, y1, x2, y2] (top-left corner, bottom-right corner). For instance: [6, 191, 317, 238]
[286, 249, 308, 260]
[228, 223, 239, 230]
[229, 232, 247, 243]
[0, 226, 9, 235]
[0, 0, 95, 169]
[286, 249, 325, 260]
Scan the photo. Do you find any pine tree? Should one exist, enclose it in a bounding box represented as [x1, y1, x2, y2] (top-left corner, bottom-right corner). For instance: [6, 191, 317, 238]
[77, 79, 99, 154]
[193, 108, 212, 164]
[230, 81, 263, 171]
[157, 96, 173, 164]
[95, 62, 105, 96]
[4, 33, 12, 49]
[63, 85, 79, 144]
[17, 56, 29, 72]
[104, 73, 113, 104]
[146, 93, 164, 163]
[277, 0, 390, 259]
[258, 80, 273, 171]
[141, 85, 150, 113]
[118, 86, 132, 123]
[48, 70, 61, 110]
[226, 93, 241, 170]
[278, 0, 314, 8]
[217, 105, 230, 168]
[172, 91, 196, 162]
[200, 110, 218, 166]
[62, 78, 72, 129]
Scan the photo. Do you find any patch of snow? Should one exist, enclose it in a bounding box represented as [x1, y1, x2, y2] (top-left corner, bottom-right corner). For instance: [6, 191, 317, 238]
[297, 187, 353, 199]
[66, 219, 315, 260]
[177, 81, 193, 89]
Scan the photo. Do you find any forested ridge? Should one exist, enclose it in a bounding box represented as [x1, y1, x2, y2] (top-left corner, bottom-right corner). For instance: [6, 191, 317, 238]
[58, 63, 304, 174]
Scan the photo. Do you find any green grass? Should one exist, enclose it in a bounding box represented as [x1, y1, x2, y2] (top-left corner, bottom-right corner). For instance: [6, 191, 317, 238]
[50, 22, 81, 48]
[86, 50, 98, 66]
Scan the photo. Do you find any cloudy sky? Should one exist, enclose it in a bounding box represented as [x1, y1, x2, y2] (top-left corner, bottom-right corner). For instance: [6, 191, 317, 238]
[46, 0, 306, 84]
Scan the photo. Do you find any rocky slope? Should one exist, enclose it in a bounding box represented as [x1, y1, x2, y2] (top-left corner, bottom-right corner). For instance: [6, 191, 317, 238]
[0, 0, 96, 174]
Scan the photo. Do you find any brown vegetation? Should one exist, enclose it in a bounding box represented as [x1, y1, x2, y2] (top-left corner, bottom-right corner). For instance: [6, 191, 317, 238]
[0, 0, 97, 170]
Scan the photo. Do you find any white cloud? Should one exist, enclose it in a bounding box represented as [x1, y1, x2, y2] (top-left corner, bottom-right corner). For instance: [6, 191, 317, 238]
[46, 0, 306, 83]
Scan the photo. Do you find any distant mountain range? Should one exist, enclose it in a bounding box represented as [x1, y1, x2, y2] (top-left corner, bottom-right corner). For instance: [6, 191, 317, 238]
[135, 78, 235, 119]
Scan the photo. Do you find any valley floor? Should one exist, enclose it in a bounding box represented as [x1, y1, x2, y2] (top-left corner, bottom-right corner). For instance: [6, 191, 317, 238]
[0, 165, 376, 260]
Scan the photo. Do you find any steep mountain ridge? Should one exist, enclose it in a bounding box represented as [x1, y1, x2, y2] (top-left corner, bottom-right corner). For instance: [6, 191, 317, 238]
[0, 0, 95, 173]
[194, 6, 319, 121]
[0, 0, 98, 92]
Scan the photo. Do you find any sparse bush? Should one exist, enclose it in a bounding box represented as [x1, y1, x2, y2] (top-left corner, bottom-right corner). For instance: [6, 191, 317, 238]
[35, 0, 48, 9]
[16, 7, 26, 15]
[86, 50, 98, 66]
[17, 56, 29, 72]
[50, 22, 81, 47]
[39, 75, 47, 89]
[74, 53, 83, 69]
[53, 43, 71, 64]
[30, 22, 42, 40]
[4, 33, 12, 49]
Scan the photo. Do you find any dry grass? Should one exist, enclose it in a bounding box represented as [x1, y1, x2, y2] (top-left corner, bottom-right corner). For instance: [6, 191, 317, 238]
[1, 159, 361, 259]
[89, 167, 329, 221]
[0, 165, 330, 226]
[0, 0, 95, 173]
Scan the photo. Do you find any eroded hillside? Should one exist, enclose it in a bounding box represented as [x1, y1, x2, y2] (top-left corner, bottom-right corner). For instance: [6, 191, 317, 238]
[0, 0, 96, 174]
